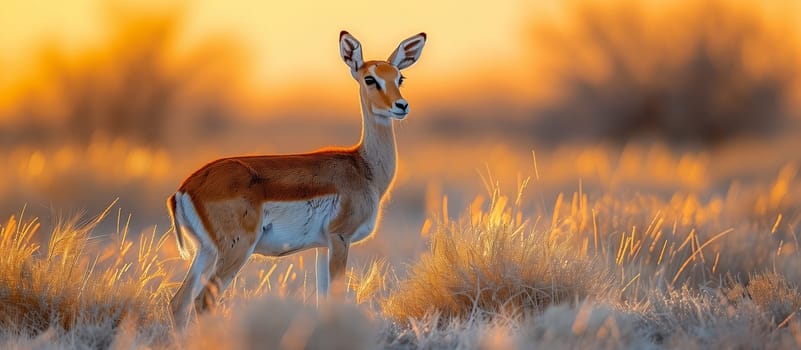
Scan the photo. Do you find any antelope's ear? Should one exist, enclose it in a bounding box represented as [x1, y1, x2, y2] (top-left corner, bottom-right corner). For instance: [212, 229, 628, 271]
[388, 32, 427, 70]
[340, 31, 364, 78]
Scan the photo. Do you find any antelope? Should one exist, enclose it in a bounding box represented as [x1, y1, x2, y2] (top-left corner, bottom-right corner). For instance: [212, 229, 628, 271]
[167, 31, 427, 328]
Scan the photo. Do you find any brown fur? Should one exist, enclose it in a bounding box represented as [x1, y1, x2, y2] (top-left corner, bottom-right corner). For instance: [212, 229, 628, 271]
[177, 148, 376, 243]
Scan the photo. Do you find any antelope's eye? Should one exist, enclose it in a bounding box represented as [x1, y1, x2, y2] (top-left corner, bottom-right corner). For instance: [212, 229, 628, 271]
[399, 76, 406, 86]
[364, 76, 377, 86]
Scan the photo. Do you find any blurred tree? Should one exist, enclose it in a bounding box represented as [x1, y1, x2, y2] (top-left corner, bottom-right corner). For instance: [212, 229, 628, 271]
[11, 6, 246, 147]
[530, 0, 800, 145]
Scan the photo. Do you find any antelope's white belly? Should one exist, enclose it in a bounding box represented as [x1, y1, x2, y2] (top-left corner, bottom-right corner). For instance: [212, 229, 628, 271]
[254, 195, 339, 256]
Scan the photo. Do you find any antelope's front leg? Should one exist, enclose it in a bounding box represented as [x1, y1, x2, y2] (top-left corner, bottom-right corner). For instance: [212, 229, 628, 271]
[315, 247, 329, 306]
[328, 234, 350, 299]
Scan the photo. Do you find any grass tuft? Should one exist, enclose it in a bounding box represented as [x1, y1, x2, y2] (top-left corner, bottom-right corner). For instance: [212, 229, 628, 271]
[746, 273, 801, 326]
[382, 187, 609, 321]
[0, 209, 173, 346]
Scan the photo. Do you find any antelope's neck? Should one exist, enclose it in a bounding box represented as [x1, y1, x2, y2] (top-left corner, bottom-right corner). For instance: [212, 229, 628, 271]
[356, 99, 397, 196]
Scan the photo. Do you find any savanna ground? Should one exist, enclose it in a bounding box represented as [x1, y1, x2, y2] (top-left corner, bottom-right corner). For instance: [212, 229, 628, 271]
[2, 1, 801, 349]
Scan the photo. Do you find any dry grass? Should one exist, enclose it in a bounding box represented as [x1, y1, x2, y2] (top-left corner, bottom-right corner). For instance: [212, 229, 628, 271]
[743, 273, 801, 326]
[0, 154, 799, 349]
[370, 157, 801, 348]
[381, 185, 610, 321]
[0, 206, 173, 348]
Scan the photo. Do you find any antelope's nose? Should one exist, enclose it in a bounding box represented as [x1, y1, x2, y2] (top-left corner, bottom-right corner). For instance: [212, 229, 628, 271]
[394, 100, 408, 110]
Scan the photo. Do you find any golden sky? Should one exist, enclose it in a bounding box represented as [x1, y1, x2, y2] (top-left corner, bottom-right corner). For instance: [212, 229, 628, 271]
[1, 0, 556, 110]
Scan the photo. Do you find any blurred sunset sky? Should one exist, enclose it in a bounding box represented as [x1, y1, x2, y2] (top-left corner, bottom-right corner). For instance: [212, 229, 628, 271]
[1, 0, 557, 113]
[3, 0, 800, 115]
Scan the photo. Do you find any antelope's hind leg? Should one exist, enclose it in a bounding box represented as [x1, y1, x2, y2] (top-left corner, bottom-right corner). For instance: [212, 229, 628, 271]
[194, 230, 258, 314]
[170, 240, 219, 329]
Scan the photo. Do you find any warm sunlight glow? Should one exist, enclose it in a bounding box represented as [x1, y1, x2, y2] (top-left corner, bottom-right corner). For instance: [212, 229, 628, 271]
[2, 1, 801, 347]
[1, 0, 539, 112]
[27, 151, 45, 177]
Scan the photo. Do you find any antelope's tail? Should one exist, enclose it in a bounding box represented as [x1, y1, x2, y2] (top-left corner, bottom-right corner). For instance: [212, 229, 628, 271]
[167, 193, 190, 260]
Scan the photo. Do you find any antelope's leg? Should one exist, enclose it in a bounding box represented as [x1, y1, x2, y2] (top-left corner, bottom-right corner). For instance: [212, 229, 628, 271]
[316, 247, 330, 306]
[328, 234, 350, 299]
[170, 244, 218, 329]
[195, 232, 257, 314]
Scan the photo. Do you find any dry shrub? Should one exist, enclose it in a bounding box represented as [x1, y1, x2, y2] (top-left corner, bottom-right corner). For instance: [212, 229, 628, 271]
[382, 188, 609, 321]
[0, 211, 173, 346]
[532, 0, 799, 144]
[746, 273, 801, 325]
[187, 297, 379, 350]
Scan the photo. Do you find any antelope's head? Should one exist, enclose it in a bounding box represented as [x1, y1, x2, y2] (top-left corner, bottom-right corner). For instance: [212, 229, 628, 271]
[339, 31, 427, 121]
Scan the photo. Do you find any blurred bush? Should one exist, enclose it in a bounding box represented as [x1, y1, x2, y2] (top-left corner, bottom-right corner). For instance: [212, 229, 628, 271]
[531, 0, 800, 145]
[2, 6, 245, 147]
